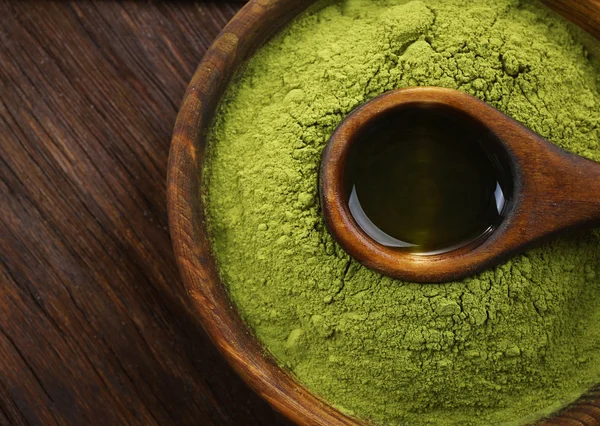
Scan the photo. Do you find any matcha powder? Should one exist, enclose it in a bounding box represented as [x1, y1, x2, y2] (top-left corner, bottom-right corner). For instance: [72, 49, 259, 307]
[204, 0, 600, 424]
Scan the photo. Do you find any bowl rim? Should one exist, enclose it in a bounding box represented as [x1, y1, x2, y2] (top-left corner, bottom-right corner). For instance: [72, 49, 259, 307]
[167, 0, 600, 425]
[167, 0, 360, 424]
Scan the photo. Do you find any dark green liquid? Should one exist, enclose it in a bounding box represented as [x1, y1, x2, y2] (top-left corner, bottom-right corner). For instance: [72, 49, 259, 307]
[347, 106, 511, 254]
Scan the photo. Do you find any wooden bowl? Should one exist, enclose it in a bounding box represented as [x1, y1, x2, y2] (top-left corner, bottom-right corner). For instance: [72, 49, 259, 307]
[167, 1, 600, 424]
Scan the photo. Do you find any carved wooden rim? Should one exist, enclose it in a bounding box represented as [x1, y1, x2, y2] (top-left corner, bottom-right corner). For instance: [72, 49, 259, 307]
[167, 0, 600, 425]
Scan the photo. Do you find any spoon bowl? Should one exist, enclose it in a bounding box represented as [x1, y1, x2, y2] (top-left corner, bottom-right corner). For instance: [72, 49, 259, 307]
[320, 87, 600, 283]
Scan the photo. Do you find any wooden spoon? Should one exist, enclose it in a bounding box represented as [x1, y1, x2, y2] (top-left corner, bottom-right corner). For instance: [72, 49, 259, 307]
[320, 87, 600, 283]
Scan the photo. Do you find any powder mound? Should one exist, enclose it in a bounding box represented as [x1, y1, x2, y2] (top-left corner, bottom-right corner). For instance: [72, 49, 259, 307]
[379, 1, 435, 54]
[205, 0, 600, 425]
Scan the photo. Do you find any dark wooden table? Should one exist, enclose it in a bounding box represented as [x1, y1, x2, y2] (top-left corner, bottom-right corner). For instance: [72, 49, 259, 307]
[0, 1, 292, 424]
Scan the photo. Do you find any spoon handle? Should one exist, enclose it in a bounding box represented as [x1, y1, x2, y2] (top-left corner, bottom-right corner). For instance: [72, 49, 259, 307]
[436, 91, 600, 278]
[498, 123, 600, 246]
[525, 143, 600, 236]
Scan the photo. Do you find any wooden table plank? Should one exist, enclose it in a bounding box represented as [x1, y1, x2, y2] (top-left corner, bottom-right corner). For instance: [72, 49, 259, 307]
[0, 1, 291, 424]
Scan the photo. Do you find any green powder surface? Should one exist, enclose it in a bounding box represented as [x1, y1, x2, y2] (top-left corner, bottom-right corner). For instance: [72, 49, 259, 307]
[204, 0, 600, 424]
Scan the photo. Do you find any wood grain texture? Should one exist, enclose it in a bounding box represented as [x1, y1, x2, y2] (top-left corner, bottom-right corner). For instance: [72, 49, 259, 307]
[1, 1, 291, 425]
[320, 87, 600, 283]
[168, 0, 600, 425]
